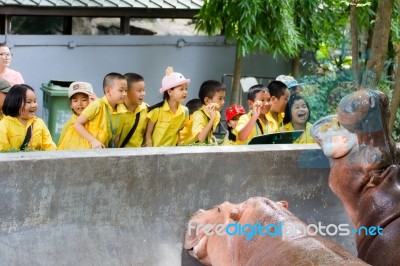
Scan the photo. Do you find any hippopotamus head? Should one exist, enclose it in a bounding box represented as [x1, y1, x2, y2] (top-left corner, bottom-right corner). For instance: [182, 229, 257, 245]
[184, 197, 288, 265]
[184, 197, 367, 266]
[312, 89, 400, 264]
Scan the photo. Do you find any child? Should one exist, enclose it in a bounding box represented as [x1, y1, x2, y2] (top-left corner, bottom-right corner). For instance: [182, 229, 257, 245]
[222, 104, 246, 145]
[0, 78, 12, 120]
[75, 72, 127, 149]
[58, 81, 96, 150]
[191, 80, 226, 144]
[283, 94, 315, 144]
[180, 98, 202, 145]
[266, 80, 289, 133]
[276, 75, 304, 96]
[0, 84, 56, 151]
[145, 67, 190, 147]
[119, 73, 148, 148]
[235, 84, 271, 144]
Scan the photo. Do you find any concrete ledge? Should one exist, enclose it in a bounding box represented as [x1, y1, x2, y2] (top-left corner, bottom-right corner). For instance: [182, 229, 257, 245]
[0, 145, 355, 265]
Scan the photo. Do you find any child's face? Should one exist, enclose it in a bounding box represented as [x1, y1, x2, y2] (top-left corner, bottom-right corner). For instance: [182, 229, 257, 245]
[291, 99, 309, 125]
[249, 91, 271, 114]
[169, 84, 188, 104]
[18, 89, 37, 122]
[227, 115, 241, 129]
[206, 91, 226, 111]
[106, 78, 127, 105]
[270, 88, 289, 113]
[127, 80, 146, 106]
[70, 93, 90, 116]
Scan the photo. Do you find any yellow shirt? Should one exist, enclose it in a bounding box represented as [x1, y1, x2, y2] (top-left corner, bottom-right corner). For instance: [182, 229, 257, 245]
[0, 116, 56, 151]
[81, 96, 127, 148]
[283, 122, 316, 144]
[234, 111, 267, 144]
[0, 112, 4, 120]
[266, 111, 285, 134]
[180, 114, 198, 146]
[191, 105, 221, 144]
[147, 100, 188, 147]
[119, 102, 148, 148]
[58, 114, 91, 150]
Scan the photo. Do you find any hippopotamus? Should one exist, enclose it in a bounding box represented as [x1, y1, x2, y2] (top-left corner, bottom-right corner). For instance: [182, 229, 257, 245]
[184, 196, 368, 266]
[311, 89, 400, 265]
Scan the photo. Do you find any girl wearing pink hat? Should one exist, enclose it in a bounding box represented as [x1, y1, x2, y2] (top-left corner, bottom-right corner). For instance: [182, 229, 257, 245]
[145, 67, 190, 147]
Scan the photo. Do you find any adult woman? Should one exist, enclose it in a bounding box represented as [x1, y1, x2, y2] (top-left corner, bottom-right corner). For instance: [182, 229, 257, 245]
[0, 43, 24, 85]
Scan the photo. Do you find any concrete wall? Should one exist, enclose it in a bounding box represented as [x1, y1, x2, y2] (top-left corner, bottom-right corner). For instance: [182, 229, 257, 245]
[0, 145, 357, 265]
[1, 35, 289, 119]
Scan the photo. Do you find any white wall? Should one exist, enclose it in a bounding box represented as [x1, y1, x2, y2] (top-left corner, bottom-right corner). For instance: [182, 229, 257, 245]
[1, 35, 289, 118]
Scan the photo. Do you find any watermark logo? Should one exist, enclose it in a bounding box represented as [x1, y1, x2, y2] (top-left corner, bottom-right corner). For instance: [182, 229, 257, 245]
[188, 221, 383, 241]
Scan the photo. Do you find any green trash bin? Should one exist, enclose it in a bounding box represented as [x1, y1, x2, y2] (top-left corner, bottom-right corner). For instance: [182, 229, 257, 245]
[40, 80, 75, 144]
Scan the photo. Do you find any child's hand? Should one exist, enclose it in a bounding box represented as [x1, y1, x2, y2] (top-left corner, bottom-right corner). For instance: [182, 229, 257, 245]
[206, 103, 217, 119]
[252, 100, 262, 118]
[90, 139, 105, 149]
[89, 93, 97, 103]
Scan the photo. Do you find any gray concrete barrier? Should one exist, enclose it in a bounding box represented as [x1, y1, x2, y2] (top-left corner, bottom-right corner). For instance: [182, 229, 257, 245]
[0, 145, 356, 265]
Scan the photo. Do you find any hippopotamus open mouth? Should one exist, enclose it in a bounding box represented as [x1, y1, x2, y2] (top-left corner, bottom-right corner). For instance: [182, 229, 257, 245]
[312, 89, 400, 265]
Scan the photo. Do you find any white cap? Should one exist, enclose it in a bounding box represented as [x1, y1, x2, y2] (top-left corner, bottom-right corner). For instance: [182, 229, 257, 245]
[68, 81, 94, 98]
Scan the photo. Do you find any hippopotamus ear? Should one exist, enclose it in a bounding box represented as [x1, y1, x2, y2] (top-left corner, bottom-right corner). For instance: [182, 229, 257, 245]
[229, 208, 241, 221]
[277, 201, 288, 209]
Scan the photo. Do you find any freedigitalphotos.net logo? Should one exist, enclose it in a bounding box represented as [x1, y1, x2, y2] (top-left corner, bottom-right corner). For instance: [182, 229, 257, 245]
[188, 221, 383, 241]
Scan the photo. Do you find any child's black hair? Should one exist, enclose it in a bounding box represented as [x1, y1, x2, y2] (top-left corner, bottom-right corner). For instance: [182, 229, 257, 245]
[124, 73, 144, 86]
[103, 72, 126, 93]
[227, 124, 237, 142]
[283, 94, 311, 124]
[3, 84, 34, 117]
[186, 98, 202, 115]
[267, 80, 288, 99]
[247, 84, 269, 101]
[198, 80, 226, 104]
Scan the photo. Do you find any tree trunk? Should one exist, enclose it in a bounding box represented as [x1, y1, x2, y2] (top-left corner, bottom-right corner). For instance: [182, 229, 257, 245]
[362, 0, 393, 89]
[389, 43, 400, 134]
[291, 56, 300, 78]
[388, 0, 400, 134]
[350, 1, 361, 90]
[231, 44, 243, 105]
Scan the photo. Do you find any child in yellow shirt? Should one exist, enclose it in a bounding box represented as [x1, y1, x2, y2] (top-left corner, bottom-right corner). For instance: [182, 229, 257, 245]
[119, 73, 148, 148]
[235, 85, 271, 144]
[266, 80, 290, 133]
[180, 98, 202, 145]
[0, 84, 56, 151]
[221, 104, 246, 145]
[191, 80, 226, 145]
[57, 81, 96, 150]
[75, 73, 127, 148]
[283, 94, 315, 143]
[145, 67, 190, 147]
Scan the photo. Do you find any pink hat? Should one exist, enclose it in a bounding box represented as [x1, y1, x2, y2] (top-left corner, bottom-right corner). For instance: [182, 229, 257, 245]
[159, 67, 190, 94]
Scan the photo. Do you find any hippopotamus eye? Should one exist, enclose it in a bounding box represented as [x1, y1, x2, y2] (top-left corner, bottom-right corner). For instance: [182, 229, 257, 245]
[217, 207, 221, 212]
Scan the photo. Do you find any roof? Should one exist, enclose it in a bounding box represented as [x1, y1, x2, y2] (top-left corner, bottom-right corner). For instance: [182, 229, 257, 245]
[0, 0, 202, 9]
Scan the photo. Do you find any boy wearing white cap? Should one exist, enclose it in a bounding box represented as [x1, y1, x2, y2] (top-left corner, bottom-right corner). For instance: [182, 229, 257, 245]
[145, 67, 189, 147]
[58, 81, 96, 150]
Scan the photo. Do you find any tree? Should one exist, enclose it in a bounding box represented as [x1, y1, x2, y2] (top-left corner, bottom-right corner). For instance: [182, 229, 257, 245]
[291, 0, 348, 77]
[195, 0, 301, 105]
